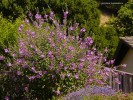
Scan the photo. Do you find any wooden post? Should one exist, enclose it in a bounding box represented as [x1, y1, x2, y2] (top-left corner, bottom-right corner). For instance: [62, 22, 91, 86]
[129, 75, 132, 92]
[119, 73, 122, 91]
[121, 74, 124, 92]
[127, 74, 130, 93]
[132, 76, 133, 92]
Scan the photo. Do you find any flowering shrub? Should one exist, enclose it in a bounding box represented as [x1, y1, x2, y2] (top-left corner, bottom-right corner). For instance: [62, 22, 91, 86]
[0, 11, 119, 99]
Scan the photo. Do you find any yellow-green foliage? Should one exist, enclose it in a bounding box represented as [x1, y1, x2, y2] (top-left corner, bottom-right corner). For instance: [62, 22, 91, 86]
[0, 15, 22, 52]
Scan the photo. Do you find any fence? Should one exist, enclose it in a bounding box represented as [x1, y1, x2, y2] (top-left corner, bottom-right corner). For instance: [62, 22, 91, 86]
[109, 69, 133, 93]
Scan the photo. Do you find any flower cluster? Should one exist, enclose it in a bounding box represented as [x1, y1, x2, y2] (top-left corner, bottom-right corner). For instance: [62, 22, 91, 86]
[63, 85, 115, 100]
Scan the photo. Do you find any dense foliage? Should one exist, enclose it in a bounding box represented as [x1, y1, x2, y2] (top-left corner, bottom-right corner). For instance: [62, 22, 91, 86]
[0, 15, 22, 54]
[0, 0, 100, 33]
[109, 1, 133, 36]
[93, 26, 119, 58]
[96, 1, 133, 58]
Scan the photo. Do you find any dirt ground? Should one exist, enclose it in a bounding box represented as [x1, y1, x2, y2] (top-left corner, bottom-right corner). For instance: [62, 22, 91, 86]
[99, 9, 114, 26]
[100, 13, 111, 26]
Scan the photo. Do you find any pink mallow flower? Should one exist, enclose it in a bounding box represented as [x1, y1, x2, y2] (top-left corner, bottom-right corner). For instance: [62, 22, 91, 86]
[7, 62, 12, 67]
[61, 73, 65, 79]
[64, 11, 68, 18]
[0, 56, 4, 61]
[74, 74, 79, 79]
[4, 49, 9, 53]
[56, 90, 60, 95]
[29, 76, 35, 81]
[88, 78, 93, 83]
[115, 78, 121, 84]
[40, 54, 44, 58]
[35, 13, 41, 20]
[25, 19, 29, 24]
[17, 71, 21, 76]
[31, 67, 36, 73]
[68, 46, 74, 51]
[38, 70, 43, 76]
[80, 28, 86, 33]
[67, 73, 70, 77]
[5, 96, 9, 100]
[104, 47, 108, 53]
[121, 64, 127, 68]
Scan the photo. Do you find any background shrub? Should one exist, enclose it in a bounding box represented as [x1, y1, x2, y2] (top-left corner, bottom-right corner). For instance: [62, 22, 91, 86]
[0, 15, 22, 54]
[93, 26, 119, 58]
[109, 1, 133, 36]
[0, 0, 100, 33]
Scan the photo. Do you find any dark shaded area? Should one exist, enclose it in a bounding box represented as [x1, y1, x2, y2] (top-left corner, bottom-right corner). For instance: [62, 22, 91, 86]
[99, 6, 118, 16]
[114, 39, 129, 66]
[98, 0, 128, 15]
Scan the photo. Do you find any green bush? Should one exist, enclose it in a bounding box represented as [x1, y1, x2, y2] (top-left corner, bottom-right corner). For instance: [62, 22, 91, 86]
[0, 15, 22, 54]
[96, 1, 133, 58]
[0, 0, 100, 33]
[93, 26, 119, 58]
[109, 1, 133, 36]
[52, 0, 100, 32]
